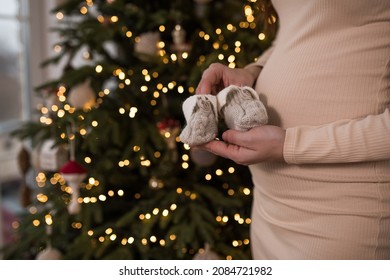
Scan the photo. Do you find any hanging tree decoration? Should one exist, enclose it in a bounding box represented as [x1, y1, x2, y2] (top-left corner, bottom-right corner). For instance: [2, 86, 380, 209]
[60, 123, 87, 215]
[36, 213, 63, 260]
[171, 23, 191, 63]
[157, 118, 181, 162]
[193, 243, 221, 260]
[17, 145, 33, 207]
[67, 78, 96, 110]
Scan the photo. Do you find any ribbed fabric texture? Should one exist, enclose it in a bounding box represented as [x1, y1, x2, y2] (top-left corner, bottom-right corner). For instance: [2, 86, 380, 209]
[248, 0, 390, 259]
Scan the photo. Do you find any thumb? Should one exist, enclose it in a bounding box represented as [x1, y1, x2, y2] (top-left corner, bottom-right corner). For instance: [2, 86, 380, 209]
[221, 129, 250, 147]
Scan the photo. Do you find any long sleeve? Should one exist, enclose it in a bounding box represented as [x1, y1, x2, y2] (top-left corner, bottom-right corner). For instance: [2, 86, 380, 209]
[284, 108, 390, 164]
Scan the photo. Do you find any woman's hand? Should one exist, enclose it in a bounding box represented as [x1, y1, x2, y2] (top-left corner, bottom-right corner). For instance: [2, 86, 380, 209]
[196, 63, 262, 95]
[198, 125, 286, 165]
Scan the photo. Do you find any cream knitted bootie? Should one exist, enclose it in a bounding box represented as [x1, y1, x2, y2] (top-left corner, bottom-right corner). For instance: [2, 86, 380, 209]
[179, 94, 218, 146]
[217, 85, 268, 131]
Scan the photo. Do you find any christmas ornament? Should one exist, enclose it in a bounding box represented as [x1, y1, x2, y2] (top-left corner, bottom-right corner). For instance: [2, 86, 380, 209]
[33, 139, 68, 172]
[172, 24, 186, 47]
[193, 243, 221, 260]
[36, 222, 63, 260]
[17, 145, 32, 207]
[134, 32, 160, 59]
[68, 79, 96, 110]
[60, 160, 87, 215]
[36, 246, 63, 260]
[149, 176, 164, 190]
[157, 118, 181, 150]
[190, 148, 217, 167]
[171, 24, 191, 63]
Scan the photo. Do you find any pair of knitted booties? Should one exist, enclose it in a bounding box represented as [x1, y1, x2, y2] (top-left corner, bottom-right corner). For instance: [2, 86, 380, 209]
[179, 85, 268, 146]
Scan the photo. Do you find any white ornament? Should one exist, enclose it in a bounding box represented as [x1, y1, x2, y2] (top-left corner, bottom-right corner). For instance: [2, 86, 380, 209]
[134, 32, 160, 57]
[193, 243, 221, 260]
[172, 24, 186, 46]
[68, 79, 96, 109]
[34, 139, 68, 172]
[36, 246, 63, 260]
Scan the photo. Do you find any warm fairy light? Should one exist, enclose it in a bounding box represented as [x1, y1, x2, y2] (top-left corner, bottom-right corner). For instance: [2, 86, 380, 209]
[227, 24, 234, 31]
[154, 151, 161, 158]
[129, 107, 138, 118]
[133, 145, 141, 152]
[153, 208, 159, 215]
[159, 25, 165, 32]
[141, 159, 151, 166]
[97, 15, 105, 23]
[182, 162, 189, 169]
[53, 44, 62, 53]
[182, 154, 189, 161]
[92, 120, 98, 127]
[243, 188, 251, 195]
[56, 109, 65, 118]
[228, 167, 235, 173]
[110, 234, 117, 241]
[88, 230, 94, 236]
[99, 194, 107, 201]
[170, 204, 177, 211]
[118, 72, 125, 80]
[162, 209, 169, 217]
[29, 206, 37, 214]
[182, 52, 188, 59]
[110, 16, 119, 23]
[190, 193, 197, 200]
[128, 237, 134, 244]
[160, 240, 166, 246]
[145, 213, 151, 220]
[176, 187, 183, 194]
[141, 85, 148, 92]
[32, 220, 40, 227]
[258, 33, 266, 40]
[126, 31, 132, 37]
[150, 236, 157, 243]
[99, 237, 105, 242]
[121, 238, 127, 245]
[108, 190, 114, 197]
[95, 65, 103, 73]
[80, 6, 88, 14]
[36, 193, 48, 203]
[246, 218, 252, 224]
[205, 174, 212, 180]
[56, 12, 64, 20]
[169, 234, 176, 241]
[215, 169, 223, 176]
[228, 189, 235, 196]
[45, 214, 53, 225]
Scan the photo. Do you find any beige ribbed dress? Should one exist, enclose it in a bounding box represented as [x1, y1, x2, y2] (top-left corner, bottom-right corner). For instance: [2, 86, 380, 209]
[249, 0, 390, 259]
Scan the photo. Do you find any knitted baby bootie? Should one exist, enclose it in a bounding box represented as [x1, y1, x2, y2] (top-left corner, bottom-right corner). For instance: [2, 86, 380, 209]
[179, 94, 218, 146]
[217, 85, 268, 131]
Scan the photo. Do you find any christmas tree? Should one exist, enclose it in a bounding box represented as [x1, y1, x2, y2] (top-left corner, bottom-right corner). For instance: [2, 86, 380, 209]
[3, 0, 274, 260]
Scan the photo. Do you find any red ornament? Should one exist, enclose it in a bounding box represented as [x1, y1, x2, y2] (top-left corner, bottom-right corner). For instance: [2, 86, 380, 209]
[60, 160, 87, 215]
